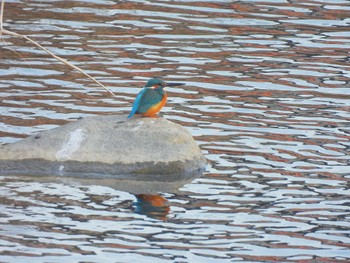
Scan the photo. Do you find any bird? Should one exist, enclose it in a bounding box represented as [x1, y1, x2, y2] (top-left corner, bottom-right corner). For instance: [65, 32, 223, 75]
[128, 78, 184, 118]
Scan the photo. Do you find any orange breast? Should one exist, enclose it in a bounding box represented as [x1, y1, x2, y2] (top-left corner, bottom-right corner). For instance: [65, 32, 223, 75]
[141, 94, 167, 117]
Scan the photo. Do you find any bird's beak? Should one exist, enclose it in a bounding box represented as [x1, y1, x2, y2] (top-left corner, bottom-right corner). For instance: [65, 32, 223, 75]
[165, 82, 185, 87]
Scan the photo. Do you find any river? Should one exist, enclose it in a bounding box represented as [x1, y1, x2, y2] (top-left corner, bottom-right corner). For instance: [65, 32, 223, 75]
[0, 0, 349, 262]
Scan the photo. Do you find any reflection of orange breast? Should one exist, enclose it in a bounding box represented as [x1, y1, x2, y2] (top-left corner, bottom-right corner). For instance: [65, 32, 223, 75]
[141, 94, 167, 117]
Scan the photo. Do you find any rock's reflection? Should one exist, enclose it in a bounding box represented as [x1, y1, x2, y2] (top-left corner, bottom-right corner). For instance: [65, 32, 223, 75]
[26, 174, 200, 221]
[59, 176, 195, 220]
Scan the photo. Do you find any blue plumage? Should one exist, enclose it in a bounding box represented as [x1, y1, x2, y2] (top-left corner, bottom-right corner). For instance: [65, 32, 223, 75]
[128, 78, 165, 118]
[128, 78, 185, 118]
[137, 88, 164, 114]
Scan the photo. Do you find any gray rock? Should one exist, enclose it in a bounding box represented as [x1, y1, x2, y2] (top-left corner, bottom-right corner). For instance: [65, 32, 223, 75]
[0, 115, 206, 180]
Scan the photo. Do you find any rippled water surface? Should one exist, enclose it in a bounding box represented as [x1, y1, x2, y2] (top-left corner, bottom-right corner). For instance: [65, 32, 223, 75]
[1, 0, 350, 262]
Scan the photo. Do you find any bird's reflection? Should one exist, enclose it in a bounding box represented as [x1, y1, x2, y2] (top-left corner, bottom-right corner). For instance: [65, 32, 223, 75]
[134, 194, 170, 220]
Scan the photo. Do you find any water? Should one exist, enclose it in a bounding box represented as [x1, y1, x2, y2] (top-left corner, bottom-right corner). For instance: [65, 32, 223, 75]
[0, 0, 349, 262]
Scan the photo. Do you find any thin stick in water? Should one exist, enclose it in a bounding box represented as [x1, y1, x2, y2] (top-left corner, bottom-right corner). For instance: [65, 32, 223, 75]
[0, 0, 117, 97]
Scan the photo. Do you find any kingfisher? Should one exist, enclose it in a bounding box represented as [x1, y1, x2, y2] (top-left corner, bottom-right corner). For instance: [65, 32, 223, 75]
[128, 78, 184, 118]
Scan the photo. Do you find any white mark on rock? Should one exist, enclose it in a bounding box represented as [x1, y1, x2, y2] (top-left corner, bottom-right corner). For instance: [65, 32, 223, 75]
[131, 121, 144, 131]
[56, 128, 85, 161]
[58, 165, 65, 175]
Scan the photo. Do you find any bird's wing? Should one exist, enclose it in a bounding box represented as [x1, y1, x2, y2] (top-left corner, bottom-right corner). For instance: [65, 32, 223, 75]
[128, 87, 147, 118]
[137, 89, 163, 113]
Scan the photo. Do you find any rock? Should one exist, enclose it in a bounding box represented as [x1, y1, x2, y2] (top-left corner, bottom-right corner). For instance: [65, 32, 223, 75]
[0, 115, 206, 180]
